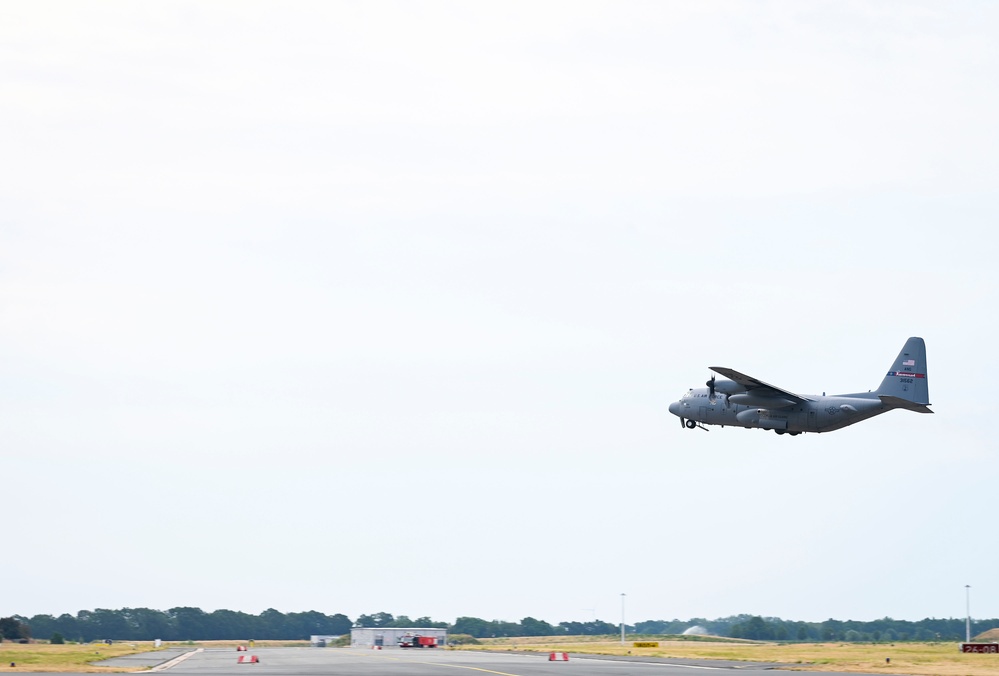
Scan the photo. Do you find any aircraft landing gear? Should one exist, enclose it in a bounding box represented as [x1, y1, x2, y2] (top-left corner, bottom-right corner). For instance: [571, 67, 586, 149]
[685, 419, 697, 429]
[775, 429, 801, 436]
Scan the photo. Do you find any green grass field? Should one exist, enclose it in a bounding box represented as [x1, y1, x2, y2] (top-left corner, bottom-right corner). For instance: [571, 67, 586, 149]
[457, 636, 999, 675]
[0, 641, 309, 673]
[0, 642, 155, 673]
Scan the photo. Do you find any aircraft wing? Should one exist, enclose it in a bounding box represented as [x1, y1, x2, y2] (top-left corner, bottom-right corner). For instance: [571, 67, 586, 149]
[709, 367, 813, 403]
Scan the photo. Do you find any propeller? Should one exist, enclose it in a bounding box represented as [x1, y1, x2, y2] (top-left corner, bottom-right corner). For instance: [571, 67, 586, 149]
[706, 375, 716, 403]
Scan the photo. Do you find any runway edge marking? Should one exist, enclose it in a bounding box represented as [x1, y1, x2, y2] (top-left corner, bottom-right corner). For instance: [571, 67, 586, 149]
[412, 661, 522, 676]
[343, 652, 520, 676]
[568, 656, 727, 670]
[150, 648, 204, 672]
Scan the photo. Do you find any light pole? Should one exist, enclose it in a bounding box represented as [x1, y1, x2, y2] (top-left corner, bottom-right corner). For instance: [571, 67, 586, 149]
[620, 593, 626, 645]
[966, 585, 972, 643]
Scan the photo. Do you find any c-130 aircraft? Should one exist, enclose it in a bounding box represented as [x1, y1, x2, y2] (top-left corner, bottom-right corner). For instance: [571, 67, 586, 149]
[668, 337, 932, 435]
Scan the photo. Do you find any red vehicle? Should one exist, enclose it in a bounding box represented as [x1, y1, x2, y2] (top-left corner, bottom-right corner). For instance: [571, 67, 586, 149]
[398, 634, 438, 648]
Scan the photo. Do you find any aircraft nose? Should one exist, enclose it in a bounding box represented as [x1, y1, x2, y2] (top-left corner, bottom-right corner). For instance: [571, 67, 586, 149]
[668, 401, 682, 417]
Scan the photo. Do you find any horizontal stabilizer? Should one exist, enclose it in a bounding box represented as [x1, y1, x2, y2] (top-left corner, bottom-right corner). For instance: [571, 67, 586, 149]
[879, 395, 933, 414]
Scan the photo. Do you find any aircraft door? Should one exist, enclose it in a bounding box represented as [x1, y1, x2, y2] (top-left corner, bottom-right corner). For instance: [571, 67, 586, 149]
[807, 409, 818, 431]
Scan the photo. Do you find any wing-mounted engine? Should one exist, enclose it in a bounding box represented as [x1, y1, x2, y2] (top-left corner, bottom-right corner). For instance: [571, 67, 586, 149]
[711, 379, 744, 395]
[704, 376, 746, 407]
[706, 375, 743, 405]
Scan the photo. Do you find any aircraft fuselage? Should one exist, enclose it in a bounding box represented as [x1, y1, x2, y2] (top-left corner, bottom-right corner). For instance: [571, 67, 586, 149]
[668, 389, 888, 434]
[669, 338, 932, 435]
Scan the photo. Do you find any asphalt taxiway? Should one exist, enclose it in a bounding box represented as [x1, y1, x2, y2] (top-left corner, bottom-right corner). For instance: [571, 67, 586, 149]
[82, 646, 907, 676]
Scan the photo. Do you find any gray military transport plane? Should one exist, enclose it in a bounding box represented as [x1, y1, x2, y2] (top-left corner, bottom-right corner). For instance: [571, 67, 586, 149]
[668, 337, 932, 435]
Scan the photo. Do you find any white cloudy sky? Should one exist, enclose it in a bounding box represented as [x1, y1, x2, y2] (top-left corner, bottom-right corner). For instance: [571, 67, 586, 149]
[2, 1, 997, 627]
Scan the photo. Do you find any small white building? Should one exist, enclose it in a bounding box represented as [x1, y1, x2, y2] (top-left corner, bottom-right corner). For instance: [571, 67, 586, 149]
[350, 627, 448, 648]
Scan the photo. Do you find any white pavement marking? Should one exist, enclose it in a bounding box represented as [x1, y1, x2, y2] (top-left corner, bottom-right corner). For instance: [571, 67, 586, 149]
[150, 648, 203, 672]
[570, 656, 726, 670]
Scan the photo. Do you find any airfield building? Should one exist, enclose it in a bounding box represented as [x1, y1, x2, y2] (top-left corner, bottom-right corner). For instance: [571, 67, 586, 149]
[350, 627, 448, 648]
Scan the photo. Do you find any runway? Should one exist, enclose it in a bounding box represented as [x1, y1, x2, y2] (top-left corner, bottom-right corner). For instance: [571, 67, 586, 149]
[90, 646, 902, 676]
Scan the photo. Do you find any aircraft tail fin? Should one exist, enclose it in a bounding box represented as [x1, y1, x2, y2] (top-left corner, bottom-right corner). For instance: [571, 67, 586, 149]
[876, 337, 930, 406]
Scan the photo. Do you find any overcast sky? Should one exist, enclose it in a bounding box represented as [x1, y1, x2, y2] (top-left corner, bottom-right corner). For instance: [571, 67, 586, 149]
[2, 1, 997, 627]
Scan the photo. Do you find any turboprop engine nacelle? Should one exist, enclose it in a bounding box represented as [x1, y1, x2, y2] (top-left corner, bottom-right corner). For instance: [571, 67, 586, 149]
[728, 393, 795, 408]
[712, 380, 744, 395]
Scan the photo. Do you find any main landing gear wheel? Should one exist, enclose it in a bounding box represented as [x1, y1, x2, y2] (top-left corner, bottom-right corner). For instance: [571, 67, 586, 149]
[685, 419, 697, 429]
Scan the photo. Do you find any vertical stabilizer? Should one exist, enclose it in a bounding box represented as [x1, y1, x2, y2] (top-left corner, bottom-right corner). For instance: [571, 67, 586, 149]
[877, 337, 930, 404]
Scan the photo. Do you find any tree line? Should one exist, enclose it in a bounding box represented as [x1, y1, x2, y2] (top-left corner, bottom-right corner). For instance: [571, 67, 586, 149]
[3, 609, 995, 643]
[720, 615, 993, 642]
[4, 608, 351, 642]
